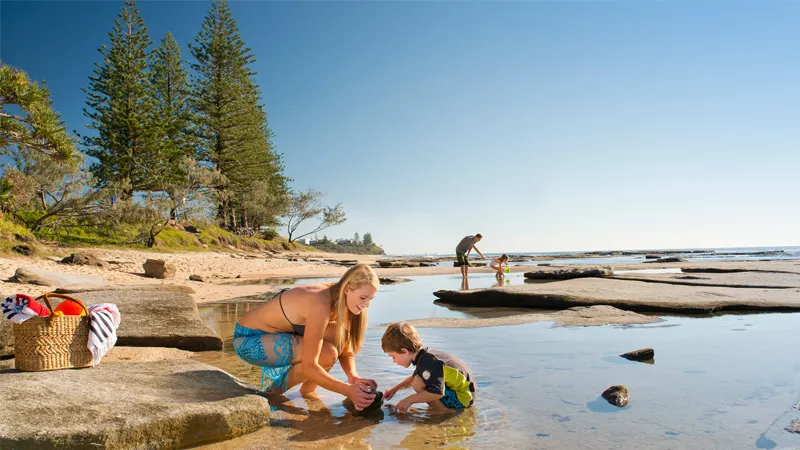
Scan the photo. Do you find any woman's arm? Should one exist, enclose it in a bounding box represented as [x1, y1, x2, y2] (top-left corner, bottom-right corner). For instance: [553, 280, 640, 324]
[299, 298, 350, 395]
[338, 343, 359, 384]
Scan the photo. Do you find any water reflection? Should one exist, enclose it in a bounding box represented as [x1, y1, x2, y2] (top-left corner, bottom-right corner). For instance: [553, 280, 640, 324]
[194, 274, 800, 449]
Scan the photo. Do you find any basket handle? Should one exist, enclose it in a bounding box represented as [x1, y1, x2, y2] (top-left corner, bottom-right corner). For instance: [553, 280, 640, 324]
[36, 293, 89, 317]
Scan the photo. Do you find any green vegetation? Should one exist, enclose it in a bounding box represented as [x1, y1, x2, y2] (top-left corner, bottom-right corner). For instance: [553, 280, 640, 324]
[310, 233, 385, 255]
[0, 0, 353, 252]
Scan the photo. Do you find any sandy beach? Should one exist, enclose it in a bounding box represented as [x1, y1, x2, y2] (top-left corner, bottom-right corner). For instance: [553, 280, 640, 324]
[2, 248, 800, 304]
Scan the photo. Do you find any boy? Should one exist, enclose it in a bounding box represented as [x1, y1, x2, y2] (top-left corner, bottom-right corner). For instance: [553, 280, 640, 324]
[382, 322, 476, 413]
[455, 234, 486, 279]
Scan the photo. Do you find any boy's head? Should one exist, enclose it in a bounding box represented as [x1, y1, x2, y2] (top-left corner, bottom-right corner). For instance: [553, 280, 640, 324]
[474, 233, 483, 242]
[382, 322, 423, 368]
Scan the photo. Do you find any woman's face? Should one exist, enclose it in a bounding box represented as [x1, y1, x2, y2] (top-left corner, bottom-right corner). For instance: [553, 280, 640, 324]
[345, 283, 378, 315]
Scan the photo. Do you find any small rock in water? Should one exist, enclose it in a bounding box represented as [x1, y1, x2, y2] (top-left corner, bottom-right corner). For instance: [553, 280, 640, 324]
[620, 348, 655, 362]
[787, 419, 800, 434]
[601, 385, 630, 407]
[354, 386, 384, 415]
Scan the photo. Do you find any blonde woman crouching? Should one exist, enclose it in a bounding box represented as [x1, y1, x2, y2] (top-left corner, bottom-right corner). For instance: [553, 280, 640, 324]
[235, 264, 379, 410]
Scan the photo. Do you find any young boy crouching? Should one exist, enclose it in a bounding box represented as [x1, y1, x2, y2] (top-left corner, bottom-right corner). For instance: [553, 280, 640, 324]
[381, 322, 476, 413]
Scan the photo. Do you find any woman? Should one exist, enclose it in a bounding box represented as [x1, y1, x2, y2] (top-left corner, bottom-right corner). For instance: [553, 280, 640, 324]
[234, 264, 379, 410]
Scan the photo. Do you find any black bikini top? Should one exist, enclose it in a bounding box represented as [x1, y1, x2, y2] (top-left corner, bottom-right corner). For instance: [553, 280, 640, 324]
[277, 288, 305, 336]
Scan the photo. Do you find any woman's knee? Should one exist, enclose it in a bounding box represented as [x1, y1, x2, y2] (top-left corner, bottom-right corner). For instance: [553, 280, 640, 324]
[319, 341, 339, 369]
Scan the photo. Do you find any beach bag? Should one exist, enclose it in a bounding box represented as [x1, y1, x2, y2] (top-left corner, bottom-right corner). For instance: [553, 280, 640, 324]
[13, 293, 92, 371]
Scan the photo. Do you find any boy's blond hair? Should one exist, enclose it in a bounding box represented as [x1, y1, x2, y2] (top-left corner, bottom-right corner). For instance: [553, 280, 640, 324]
[381, 322, 423, 353]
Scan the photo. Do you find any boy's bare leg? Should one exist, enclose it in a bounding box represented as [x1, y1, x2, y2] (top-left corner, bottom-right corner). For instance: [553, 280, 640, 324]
[411, 375, 449, 414]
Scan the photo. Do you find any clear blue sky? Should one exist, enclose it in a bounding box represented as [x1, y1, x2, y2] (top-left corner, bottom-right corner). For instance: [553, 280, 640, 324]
[2, 1, 798, 254]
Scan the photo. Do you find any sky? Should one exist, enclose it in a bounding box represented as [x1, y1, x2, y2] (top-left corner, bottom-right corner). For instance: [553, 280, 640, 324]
[2, 0, 799, 255]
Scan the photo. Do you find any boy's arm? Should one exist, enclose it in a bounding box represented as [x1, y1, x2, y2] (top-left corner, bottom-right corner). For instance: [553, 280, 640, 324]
[385, 374, 414, 400]
[395, 391, 443, 412]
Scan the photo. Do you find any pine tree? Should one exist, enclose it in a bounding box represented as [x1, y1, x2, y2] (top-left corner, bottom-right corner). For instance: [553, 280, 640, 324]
[82, 0, 159, 198]
[0, 62, 76, 164]
[189, 0, 287, 230]
[354, 232, 360, 244]
[150, 32, 195, 188]
[363, 232, 373, 246]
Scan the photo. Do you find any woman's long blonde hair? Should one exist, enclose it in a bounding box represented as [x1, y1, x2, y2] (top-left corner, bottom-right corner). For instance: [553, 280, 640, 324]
[329, 263, 379, 354]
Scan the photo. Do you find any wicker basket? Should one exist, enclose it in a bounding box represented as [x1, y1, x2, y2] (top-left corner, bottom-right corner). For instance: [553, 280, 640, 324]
[13, 293, 92, 372]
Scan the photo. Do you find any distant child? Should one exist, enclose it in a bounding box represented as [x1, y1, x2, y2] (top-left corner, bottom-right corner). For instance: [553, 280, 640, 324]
[489, 253, 509, 278]
[455, 234, 486, 279]
[382, 322, 476, 413]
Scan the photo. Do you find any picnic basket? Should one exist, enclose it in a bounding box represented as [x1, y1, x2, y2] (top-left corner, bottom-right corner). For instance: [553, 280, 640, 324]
[13, 293, 92, 371]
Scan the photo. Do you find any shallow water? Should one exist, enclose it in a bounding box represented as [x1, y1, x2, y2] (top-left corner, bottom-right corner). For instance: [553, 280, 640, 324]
[195, 274, 800, 449]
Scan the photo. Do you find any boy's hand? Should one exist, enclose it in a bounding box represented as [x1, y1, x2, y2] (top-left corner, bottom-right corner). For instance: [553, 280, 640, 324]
[395, 397, 413, 413]
[384, 385, 400, 401]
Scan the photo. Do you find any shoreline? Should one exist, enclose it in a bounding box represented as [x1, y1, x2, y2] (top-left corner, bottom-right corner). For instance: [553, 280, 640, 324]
[1, 247, 799, 304]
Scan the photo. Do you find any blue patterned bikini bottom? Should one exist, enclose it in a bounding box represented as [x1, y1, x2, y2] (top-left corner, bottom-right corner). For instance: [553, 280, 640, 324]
[233, 323, 296, 393]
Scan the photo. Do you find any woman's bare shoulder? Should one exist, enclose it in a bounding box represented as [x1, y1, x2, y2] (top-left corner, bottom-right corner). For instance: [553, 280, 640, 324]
[291, 283, 333, 305]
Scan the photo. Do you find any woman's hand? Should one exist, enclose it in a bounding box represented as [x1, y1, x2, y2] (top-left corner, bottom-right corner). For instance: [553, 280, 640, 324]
[347, 382, 376, 410]
[350, 377, 377, 390]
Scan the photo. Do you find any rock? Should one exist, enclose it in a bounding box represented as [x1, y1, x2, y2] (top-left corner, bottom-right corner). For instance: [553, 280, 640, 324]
[601, 385, 630, 407]
[452, 261, 487, 267]
[0, 320, 12, 358]
[11, 244, 35, 256]
[184, 225, 201, 233]
[379, 277, 412, 285]
[432, 278, 800, 313]
[143, 259, 175, 279]
[378, 260, 395, 268]
[189, 274, 205, 282]
[524, 266, 613, 280]
[644, 254, 661, 259]
[787, 419, 800, 434]
[60, 252, 107, 269]
[0, 360, 270, 449]
[643, 257, 687, 264]
[11, 267, 106, 287]
[69, 288, 222, 351]
[55, 284, 194, 294]
[408, 305, 659, 328]
[620, 348, 655, 362]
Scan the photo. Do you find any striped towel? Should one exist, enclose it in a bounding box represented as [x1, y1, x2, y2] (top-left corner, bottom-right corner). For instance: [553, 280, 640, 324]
[87, 303, 121, 366]
[1, 294, 48, 323]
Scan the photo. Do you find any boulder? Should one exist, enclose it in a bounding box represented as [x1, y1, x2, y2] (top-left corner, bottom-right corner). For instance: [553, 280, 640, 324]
[143, 259, 175, 279]
[0, 359, 270, 449]
[55, 284, 195, 294]
[601, 385, 630, 407]
[11, 267, 106, 287]
[189, 274, 205, 282]
[60, 252, 107, 269]
[524, 266, 613, 280]
[433, 277, 800, 314]
[378, 277, 412, 285]
[644, 254, 661, 259]
[620, 348, 655, 362]
[12, 245, 35, 256]
[0, 320, 12, 358]
[643, 257, 687, 264]
[66, 288, 221, 351]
